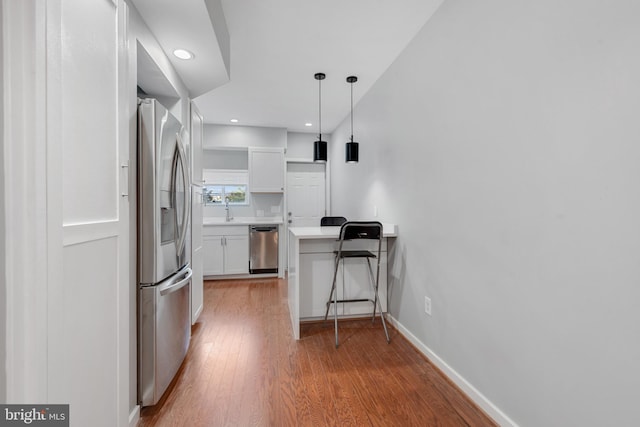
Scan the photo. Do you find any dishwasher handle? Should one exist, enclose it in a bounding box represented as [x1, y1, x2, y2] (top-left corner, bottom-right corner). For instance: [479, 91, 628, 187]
[250, 225, 278, 232]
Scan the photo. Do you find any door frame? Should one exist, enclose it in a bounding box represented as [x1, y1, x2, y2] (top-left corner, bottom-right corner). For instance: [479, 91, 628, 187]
[3, 0, 51, 401]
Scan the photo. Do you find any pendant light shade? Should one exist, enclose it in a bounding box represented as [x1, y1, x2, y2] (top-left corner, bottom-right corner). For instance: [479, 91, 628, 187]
[313, 72, 327, 163]
[345, 140, 359, 163]
[314, 139, 327, 162]
[345, 75, 359, 163]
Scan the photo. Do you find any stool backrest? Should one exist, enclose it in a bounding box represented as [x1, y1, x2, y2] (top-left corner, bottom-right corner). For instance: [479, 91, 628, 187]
[339, 221, 382, 241]
[321, 216, 347, 227]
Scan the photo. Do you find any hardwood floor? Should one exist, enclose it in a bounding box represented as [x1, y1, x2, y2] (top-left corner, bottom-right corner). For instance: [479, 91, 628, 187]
[138, 278, 497, 427]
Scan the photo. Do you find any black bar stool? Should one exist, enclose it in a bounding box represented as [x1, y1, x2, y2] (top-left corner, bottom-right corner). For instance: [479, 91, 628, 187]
[323, 221, 390, 347]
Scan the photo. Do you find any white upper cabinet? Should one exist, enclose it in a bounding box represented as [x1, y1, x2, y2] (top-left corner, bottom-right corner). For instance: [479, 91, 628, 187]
[249, 147, 285, 193]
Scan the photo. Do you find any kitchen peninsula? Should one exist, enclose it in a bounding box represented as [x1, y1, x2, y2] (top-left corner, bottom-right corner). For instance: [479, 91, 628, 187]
[287, 224, 398, 339]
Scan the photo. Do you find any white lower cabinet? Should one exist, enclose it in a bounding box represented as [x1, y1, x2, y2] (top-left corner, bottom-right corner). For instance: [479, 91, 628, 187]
[223, 235, 250, 274]
[203, 235, 224, 276]
[203, 225, 249, 276]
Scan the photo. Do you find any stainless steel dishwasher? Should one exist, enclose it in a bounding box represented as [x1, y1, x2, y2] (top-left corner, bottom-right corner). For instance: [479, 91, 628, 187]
[249, 225, 279, 274]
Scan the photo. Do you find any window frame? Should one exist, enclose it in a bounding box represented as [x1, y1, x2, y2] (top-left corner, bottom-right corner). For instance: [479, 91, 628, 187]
[203, 183, 249, 206]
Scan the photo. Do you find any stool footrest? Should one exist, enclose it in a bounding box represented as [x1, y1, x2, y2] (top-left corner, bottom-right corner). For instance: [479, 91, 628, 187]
[327, 298, 372, 304]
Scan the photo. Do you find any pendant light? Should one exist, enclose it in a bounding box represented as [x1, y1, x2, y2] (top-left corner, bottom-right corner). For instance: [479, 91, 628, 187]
[345, 75, 359, 163]
[313, 72, 327, 162]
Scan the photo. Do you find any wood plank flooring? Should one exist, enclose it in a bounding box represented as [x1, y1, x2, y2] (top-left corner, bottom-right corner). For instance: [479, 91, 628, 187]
[138, 278, 497, 427]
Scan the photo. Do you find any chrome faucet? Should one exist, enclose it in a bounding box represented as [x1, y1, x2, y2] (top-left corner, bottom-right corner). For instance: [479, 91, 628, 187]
[225, 197, 233, 222]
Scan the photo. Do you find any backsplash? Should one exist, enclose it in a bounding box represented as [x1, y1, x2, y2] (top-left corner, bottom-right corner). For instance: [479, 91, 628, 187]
[203, 192, 284, 219]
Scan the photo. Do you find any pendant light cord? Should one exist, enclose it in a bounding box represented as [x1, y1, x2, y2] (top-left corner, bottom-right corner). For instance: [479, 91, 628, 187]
[350, 80, 354, 142]
[318, 77, 322, 140]
[345, 75, 359, 163]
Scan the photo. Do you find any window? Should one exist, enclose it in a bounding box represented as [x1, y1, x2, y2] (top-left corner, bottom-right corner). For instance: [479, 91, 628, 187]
[203, 169, 249, 206]
[203, 184, 248, 206]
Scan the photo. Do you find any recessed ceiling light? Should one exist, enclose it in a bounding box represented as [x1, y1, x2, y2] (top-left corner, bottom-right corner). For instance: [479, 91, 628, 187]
[230, 119, 239, 123]
[305, 123, 313, 127]
[173, 49, 194, 60]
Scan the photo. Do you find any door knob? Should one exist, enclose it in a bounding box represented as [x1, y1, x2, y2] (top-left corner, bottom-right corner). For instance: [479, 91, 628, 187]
[288, 219, 292, 224]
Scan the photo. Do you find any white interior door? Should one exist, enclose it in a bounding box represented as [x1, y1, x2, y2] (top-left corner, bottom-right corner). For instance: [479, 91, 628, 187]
[52, 2, 129, 425]
[286, 163, 326, 227]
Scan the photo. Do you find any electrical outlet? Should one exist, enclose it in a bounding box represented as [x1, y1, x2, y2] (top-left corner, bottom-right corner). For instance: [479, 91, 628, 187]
[424, 296, 432, 316]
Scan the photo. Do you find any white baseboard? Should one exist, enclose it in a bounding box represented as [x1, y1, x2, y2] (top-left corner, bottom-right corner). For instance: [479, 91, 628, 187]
[192, 304, 204, 325]
[128, 405, 140, 427]
[386, 315, 518, 427]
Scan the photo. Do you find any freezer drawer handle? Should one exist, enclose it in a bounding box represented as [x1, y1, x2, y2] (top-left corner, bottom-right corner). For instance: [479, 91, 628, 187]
[159, 268, 193, 296]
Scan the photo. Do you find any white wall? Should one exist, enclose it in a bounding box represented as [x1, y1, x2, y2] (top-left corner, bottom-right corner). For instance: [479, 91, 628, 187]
[205, 0, 230, 79]
[204, 123, 286, 148]
[203, 149, 248, 169]
[286, 131, 317, 160]
[0, 1, 6, 404]
[330, 0, 640, 425]
[129, 4, 190, 122]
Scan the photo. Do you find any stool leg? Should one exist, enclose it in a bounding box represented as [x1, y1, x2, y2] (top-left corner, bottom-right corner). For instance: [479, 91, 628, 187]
[373, 257, 390, 344]
[366, 259, 377, 323]
[365, 256, 390, 343]
[325, 254, 342, 347]
[376, 293, 390, 343]
[324, 283, 335, 323]
[334, 273, 339, 348]
[324, 255, 341, 323]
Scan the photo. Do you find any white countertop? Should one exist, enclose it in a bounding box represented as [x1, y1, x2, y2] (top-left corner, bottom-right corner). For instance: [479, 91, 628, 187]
[289, 223, 397, 239]
[203, 217, 284, 226]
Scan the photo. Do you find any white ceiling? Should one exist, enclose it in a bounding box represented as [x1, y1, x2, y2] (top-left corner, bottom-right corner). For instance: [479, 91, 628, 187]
[133, 0, 444, 133]
[130, 0, 230, 97]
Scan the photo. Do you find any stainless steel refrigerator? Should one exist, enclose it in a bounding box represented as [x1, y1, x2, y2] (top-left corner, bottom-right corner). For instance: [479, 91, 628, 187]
[137, 98, 192, 407]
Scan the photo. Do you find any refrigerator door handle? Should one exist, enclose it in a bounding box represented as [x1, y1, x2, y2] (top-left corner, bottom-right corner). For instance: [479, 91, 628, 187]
[159, 267, 193, 296]
[175, 132, 191, 257]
